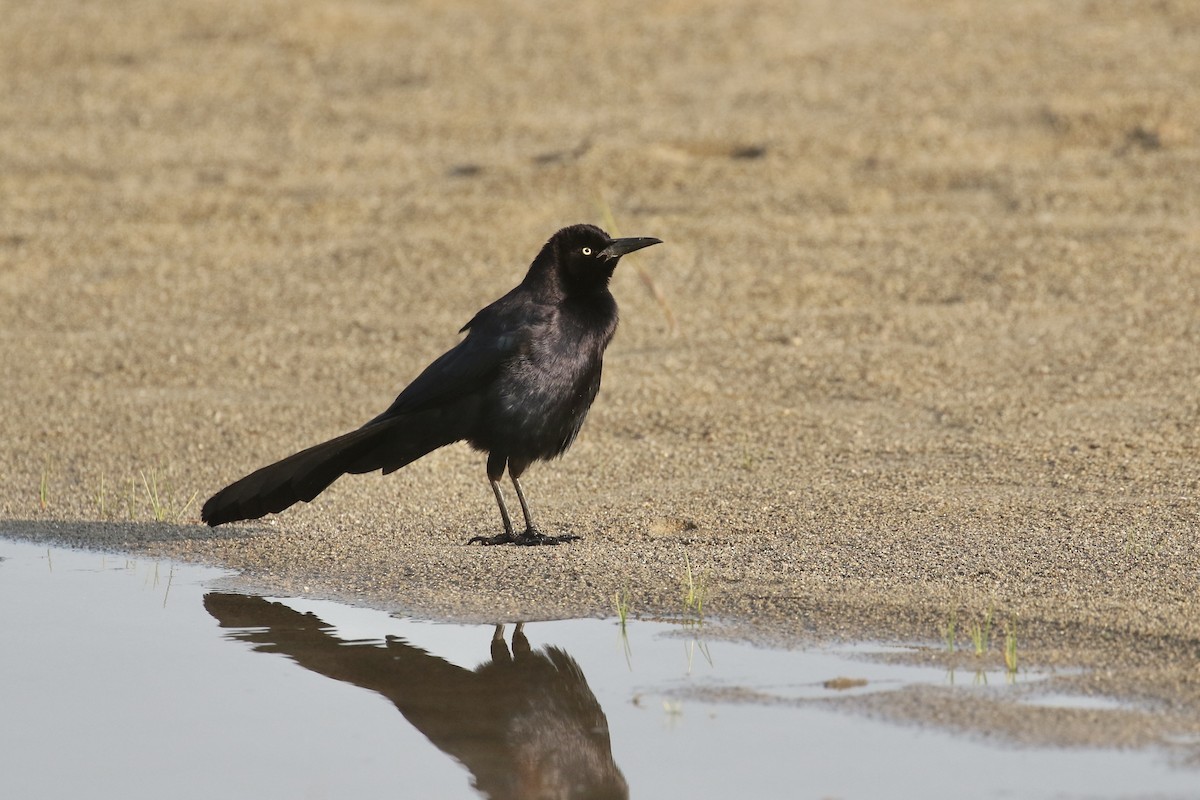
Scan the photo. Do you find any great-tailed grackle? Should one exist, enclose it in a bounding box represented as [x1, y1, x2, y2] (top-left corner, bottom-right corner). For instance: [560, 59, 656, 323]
[200, 224, 661, 545]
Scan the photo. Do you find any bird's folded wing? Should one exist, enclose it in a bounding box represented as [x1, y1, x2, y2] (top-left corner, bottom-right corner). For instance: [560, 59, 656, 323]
[364, 299, 537, 424]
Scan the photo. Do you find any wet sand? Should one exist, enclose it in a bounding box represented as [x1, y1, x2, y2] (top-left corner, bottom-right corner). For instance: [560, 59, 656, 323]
[3, 0, 1200, 750]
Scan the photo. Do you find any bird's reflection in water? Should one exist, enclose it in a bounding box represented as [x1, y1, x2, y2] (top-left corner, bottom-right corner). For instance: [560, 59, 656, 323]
[204, 593, 628, 800]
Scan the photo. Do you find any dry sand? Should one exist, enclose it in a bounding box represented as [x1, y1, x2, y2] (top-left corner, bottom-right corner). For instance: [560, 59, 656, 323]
[3, 0, 1200, 750]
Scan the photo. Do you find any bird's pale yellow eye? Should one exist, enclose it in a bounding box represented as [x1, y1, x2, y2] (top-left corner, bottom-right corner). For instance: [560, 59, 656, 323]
[582, 247, 592, 256]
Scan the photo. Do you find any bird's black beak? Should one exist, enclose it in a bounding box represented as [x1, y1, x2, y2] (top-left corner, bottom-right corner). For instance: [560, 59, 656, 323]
[598, 236, 662, 261]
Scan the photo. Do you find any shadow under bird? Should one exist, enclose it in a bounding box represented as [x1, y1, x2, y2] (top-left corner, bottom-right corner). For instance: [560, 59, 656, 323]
[200, 224, 662, 545]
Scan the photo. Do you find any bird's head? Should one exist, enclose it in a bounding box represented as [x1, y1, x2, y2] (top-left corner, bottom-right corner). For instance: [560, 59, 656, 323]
[547, 224, 662, 296]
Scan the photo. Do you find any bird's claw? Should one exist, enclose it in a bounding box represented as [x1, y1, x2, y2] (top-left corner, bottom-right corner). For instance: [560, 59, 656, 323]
[468, 528, 581, 546]
[467, 532, 511, 546]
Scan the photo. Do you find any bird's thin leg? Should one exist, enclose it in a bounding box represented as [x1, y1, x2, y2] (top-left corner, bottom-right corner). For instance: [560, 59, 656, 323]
[469, 456, 580, 545]
[511, 622, 531, 657]
[490, 478, 516, 536]
[468, 454, 520, 545]
[490, 624, 512, 662]
[507, 462, 580, 545]
[510, 473, 539, 535]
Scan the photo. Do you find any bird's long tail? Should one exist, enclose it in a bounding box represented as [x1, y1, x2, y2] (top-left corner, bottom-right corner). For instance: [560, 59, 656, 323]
[200, 407, 469, 526]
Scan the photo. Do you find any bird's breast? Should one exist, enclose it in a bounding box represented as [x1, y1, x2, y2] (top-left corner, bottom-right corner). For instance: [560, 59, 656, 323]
[481, 309, 613, 461]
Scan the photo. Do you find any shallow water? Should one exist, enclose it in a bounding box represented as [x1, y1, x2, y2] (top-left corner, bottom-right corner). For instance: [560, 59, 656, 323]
[1, 537, 1195, 799]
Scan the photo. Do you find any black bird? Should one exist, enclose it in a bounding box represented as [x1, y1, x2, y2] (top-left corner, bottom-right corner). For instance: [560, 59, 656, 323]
[204, 593, 629, 799]
[200, 224, 661, 545]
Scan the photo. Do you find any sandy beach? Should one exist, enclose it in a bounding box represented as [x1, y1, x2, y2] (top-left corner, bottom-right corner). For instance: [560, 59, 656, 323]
[3, 0, 1199, 748]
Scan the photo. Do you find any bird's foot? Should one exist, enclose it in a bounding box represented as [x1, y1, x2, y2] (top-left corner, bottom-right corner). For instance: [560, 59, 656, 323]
[467, 528, 580, 546]
[467, 532, 515, 546]
[514, 526, 581, 546]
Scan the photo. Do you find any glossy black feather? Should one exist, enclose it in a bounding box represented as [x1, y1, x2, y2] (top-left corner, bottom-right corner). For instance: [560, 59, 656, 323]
[200, 223, 661, 539]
